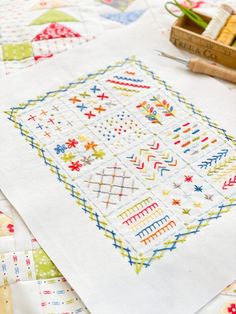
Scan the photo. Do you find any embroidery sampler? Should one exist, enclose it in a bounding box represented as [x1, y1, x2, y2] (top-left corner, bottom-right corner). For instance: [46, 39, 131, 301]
[6, 56, 236, 274]
[1, 1, 236, 313]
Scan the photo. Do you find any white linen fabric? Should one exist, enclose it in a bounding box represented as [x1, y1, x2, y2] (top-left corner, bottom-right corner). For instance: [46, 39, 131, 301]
[0, 16, 235, 314]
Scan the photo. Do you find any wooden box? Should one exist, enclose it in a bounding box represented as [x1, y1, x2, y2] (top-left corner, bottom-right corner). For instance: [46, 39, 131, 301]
[170, 13, 236, 69]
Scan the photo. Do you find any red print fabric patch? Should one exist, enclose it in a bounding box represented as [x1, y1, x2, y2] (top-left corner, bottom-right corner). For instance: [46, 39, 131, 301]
[32, 23, 81, 41]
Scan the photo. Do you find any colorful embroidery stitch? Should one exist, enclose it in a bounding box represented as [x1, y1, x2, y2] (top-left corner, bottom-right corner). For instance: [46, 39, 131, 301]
[82, 162, 141, 212]
[6, 56, 236, 273]
[125, 139, 181, 185]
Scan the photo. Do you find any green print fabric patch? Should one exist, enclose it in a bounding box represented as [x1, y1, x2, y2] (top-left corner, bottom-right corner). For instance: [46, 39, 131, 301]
[33, 248, 62, 279]
[30, 9, 79, 25]
[2, 43, 33, 61]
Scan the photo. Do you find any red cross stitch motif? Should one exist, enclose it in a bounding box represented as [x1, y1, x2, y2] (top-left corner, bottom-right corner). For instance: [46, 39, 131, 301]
[184, 175, 193, 182]
[84, 111, 96, 119]
[68, 161, 83, 172]
[97, 93, 109, 100]
[47, 118, 55, 124]
[66, 139, 79, 148]
[32, 23, 81, 41]
[28, 115, 37, 121]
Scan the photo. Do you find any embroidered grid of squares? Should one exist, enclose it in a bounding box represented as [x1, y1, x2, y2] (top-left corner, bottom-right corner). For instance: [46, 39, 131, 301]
[6, 56, 236, 274]
[1, 1, 236, 312]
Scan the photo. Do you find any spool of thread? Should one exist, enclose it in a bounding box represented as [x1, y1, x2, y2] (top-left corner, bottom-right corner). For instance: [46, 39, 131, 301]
[202, 4, 233, 40]
[217, 15, 236, 45]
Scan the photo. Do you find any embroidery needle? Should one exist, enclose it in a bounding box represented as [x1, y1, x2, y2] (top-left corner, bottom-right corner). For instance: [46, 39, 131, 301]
[156, 50, 236, 84]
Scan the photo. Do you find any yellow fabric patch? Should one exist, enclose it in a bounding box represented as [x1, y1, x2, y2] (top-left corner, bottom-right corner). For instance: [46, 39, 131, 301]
[0, 285, 13, 314]
[2, 43, 33, 61]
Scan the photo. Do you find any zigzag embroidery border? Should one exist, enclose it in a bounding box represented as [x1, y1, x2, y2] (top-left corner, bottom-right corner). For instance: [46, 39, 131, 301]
[5, 56, 236, 273]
